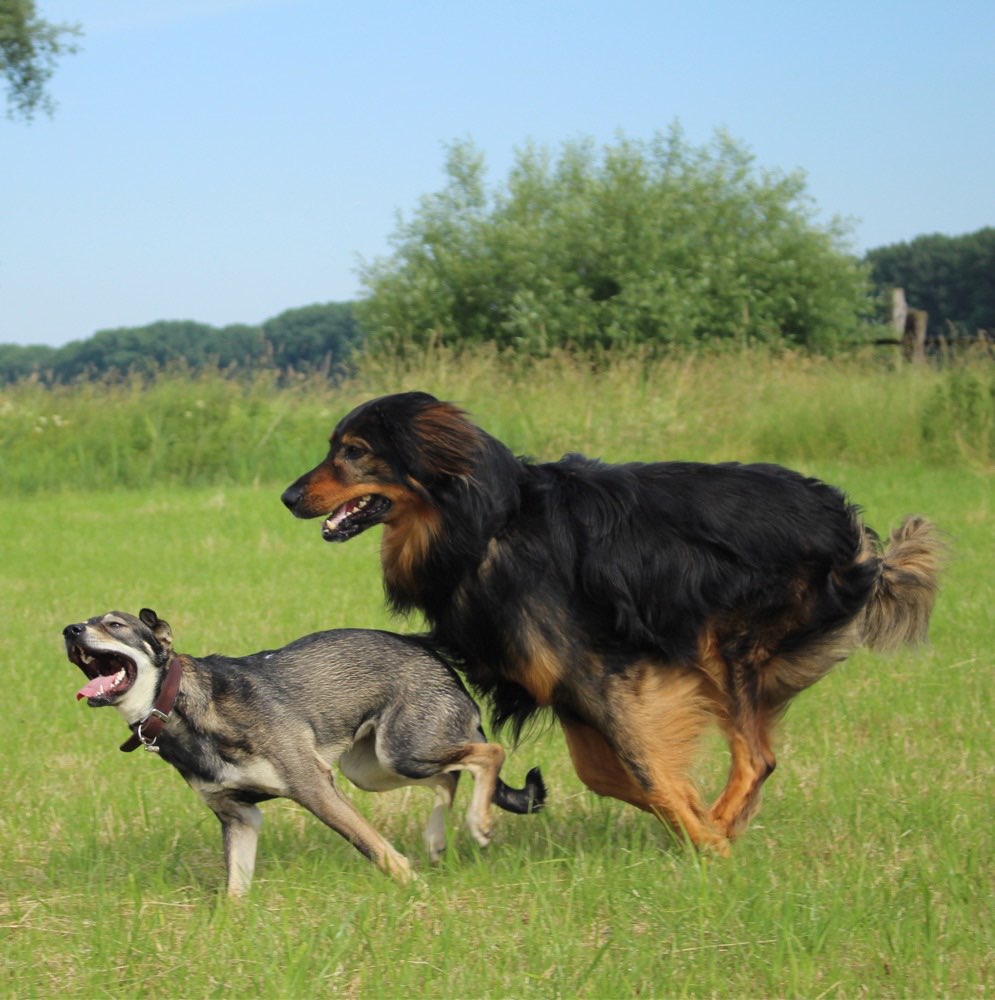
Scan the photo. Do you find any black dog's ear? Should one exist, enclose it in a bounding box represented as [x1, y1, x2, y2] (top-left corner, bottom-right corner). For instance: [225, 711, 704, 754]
[404, 397, 481, 481]
[345, 392, 480, 485]
[139, 608, 173, 654]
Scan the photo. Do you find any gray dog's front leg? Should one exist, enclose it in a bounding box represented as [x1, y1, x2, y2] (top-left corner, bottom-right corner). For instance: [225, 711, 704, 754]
[215, 799, 264, 897]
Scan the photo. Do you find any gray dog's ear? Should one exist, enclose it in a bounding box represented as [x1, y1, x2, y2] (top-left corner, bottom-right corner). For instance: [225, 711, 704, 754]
[139, 608, 173, 655]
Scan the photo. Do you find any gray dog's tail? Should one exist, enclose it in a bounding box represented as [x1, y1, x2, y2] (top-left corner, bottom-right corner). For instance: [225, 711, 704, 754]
[493, 766, 546, 814]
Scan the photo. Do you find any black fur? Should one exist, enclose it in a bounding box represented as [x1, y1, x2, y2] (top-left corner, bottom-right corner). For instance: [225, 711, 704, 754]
[282, 391, 940, 848]
[284, 393, 875, 732]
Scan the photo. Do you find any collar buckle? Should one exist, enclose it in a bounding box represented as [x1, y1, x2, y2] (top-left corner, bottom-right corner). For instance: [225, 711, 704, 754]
[137, 707, 171, 752]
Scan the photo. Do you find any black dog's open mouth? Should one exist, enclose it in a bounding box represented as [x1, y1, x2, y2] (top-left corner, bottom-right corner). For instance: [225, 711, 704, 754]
[322, 494, 392, 542]
[68, 645, 137, 705]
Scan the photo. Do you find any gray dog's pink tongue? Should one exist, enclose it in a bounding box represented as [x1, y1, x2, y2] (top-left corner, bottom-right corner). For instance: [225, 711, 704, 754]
[76, 671, 124, 701]
[77, 676, 107, 701]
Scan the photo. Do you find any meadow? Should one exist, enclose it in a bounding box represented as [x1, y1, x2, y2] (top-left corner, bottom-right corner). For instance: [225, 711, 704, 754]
[1, 347, 992, 997]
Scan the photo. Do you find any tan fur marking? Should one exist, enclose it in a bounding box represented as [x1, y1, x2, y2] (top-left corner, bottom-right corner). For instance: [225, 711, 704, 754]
[295, 448, 409, 516]
[707, 715, 777, 839]
[478, 537, 502, 580]
[561, 717, 648, 806]
[444, 742, 505, 847]
[338, 432, 372, 452]
[565, 664, 728, 853]
[380, 493, 441, 591]
[610, 666, 713, 784]
[709, 731, 756, 830]
[611, 667, 727, 851]
[694, 627, 778, 838]
[298, 472, 366, 516]
[694, 629, 730, 707]
[513, 625, 564, 706]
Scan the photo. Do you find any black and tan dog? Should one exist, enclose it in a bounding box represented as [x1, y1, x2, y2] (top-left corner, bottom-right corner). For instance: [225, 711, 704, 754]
[64, 609, 545, 896]
[282, 391, 944, 854]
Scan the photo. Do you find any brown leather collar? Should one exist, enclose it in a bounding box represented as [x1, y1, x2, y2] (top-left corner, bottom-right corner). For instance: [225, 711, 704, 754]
[120, 655, 183, 753]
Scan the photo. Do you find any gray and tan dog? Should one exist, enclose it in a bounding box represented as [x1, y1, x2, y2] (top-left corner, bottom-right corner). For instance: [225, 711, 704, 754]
[63, 609, 545, 896]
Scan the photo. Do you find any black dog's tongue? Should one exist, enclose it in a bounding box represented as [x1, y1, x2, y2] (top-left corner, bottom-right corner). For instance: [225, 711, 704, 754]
[323, 500, 359, 535]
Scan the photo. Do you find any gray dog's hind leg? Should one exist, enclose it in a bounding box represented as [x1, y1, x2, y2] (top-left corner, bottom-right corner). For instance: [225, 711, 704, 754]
[291, 771, 413, 883]
[447, 742, 505, 848]
[422, 772, 459, 861]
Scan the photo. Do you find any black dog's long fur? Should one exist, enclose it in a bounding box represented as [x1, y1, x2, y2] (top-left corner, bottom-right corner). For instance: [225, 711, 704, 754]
[282, 391, 944, 851]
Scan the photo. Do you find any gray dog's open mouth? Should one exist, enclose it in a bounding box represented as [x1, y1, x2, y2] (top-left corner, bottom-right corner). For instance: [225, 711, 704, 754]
[68, 646, 137, 705]
[321, 494, 392, 542]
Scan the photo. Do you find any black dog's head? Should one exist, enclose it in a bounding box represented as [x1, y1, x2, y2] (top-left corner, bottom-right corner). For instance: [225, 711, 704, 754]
[64, 609, 173, 711]
[280, 391, 483, 542]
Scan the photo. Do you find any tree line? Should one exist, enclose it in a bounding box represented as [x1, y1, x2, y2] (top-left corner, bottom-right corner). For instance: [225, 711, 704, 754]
[0, 302, 361, 384]
[3, 130, 990, 386]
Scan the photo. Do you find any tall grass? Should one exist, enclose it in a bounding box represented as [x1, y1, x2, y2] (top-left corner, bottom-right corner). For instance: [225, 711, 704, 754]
[1, 346, 992, 494]
[2, 349, 992, 997]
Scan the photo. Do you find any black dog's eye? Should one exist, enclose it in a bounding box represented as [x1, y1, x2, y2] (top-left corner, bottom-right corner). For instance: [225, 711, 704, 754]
[342, 444, 367, 461]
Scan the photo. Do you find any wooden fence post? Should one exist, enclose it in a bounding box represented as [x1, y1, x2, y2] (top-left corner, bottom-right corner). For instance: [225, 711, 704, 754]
[891, 288, 928, 363]
[904, 308, 928, 363]
[891, 288, 908, 339]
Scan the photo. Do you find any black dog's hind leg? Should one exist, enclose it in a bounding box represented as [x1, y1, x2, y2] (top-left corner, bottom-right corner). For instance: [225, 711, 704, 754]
[559, 663, 730, 854]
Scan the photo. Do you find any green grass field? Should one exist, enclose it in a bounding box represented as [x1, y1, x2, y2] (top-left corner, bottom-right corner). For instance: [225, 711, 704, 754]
[1, 350, 992, 997]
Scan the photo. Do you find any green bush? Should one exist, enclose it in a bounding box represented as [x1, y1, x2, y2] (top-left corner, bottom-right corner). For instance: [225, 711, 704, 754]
[357, 127, 872, 353]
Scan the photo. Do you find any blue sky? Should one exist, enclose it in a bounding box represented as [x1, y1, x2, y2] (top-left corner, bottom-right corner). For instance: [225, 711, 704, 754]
[4, 0, 993, 346]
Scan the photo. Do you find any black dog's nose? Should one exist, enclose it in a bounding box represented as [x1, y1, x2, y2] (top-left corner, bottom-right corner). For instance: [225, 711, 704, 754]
[64, 623, 84, 638]
[281, 483, 302, 511]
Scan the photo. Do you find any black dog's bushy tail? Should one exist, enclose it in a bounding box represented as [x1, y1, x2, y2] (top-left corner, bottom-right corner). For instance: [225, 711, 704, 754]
[493, 767, 546, 814]
[862, 516, 946, 653]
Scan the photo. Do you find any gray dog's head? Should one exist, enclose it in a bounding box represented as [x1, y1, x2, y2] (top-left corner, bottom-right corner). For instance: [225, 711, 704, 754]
[63, 609, 174, 718]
